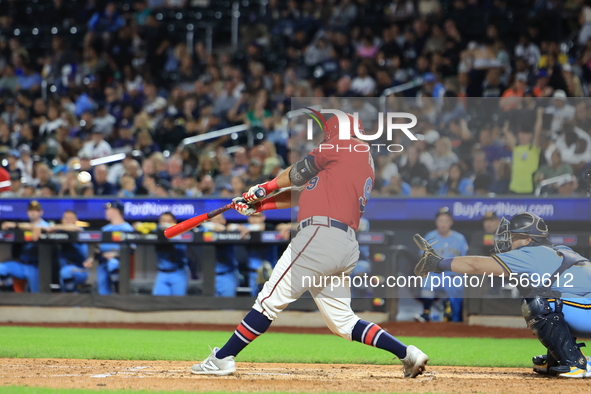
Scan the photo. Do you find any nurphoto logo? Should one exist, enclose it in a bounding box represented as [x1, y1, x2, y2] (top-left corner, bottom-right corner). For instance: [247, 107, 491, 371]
[299, 108, 418, 153]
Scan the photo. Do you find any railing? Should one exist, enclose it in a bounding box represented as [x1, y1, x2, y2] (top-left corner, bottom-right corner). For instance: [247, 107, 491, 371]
[180, 124, 248, 147]
[0, 229, 390, 297]
[379, 77, 424, 112]
[534, 174, 576, 196]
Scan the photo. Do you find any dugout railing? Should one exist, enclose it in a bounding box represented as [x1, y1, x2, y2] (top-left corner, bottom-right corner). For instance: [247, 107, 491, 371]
[0, 229, 400, 316]
[2, 229, 590, 320]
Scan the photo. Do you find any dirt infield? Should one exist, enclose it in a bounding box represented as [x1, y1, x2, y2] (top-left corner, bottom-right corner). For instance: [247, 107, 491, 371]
[1, 358, 588, 394]
[0, 321, 535, 339]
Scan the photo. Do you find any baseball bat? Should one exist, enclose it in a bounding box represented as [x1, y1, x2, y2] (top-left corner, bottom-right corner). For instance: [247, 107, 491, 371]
[164, 187, 288, 239]
[164, 203, 233, 239]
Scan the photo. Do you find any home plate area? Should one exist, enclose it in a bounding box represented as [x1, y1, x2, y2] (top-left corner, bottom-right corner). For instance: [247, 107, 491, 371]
[1, 358, 590, 393]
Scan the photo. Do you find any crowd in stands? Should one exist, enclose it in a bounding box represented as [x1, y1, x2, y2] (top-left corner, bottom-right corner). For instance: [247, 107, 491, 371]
[0, 0, 591, 199]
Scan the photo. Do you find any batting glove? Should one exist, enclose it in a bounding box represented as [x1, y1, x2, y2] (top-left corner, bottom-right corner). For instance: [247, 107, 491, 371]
[242, 179, 279, 203]
[231, 197, 260, 216]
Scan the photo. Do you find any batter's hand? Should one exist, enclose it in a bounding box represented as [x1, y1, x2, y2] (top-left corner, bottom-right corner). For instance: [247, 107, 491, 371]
[243, 184, 269, 203]
[231, 197, 259, 216]
[413, 234, 443, 278]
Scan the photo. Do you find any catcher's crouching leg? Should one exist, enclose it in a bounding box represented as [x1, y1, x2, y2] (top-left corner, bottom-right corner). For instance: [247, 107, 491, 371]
[522, 297, 587, 374]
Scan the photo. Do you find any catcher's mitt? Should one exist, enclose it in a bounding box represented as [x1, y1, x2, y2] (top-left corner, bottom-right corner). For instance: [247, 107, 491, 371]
[413, 234, 443, 278]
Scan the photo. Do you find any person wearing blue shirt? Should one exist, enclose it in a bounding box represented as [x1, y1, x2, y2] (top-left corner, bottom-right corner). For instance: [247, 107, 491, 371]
[16, 64, 42, 92]
[197, 214, 239, 297]
[417, 207, 468, 322]
[87, 3, 125, 34]
[228, 213, 278, 296]
[0, 201, 50, 293]
[43, 210, 90, 293]
[85, 201, 134, 295]
[152, 212, 189, 296]
[415, 212, 591, 378]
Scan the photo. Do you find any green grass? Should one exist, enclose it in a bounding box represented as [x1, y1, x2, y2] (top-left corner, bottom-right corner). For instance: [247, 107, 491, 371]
[0, 326, 544, 368]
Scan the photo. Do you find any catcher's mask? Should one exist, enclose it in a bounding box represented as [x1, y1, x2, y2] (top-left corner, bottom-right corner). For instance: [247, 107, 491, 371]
[494, 212, 549, 253]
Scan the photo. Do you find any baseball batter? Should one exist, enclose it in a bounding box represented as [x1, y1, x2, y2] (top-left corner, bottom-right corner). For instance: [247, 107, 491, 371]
[191, 113, 429, 377]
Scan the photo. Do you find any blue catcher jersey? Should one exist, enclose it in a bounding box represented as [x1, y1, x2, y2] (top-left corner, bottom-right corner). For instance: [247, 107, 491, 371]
[99, 222, 134, 253]
[493, 245, 591, 298]
[424, 230, 469, 259]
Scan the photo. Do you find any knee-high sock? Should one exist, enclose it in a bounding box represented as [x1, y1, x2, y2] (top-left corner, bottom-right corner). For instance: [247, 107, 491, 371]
[351, 320, 407, 359]
[216, 309, 272, 359]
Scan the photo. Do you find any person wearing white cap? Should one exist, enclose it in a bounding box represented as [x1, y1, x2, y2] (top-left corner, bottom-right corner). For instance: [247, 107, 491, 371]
[544, 89, 575, 139]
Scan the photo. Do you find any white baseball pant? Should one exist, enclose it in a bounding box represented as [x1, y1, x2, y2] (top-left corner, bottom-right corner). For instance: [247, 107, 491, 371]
[253, 218, 361, 340]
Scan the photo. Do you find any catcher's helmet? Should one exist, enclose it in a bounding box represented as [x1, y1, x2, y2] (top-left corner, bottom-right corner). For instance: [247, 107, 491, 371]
[494, 212, 549, 253]
[324, 113, 365, 142]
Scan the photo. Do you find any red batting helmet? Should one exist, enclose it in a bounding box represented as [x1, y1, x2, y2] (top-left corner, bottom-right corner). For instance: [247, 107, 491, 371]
[324, 113, 365, 142]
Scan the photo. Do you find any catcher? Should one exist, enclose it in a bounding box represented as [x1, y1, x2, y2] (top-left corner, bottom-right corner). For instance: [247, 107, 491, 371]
[414, 212, 591, 378]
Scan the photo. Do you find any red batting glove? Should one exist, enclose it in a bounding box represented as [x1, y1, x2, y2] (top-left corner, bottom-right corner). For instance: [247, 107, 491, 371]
[242, 179, 279, 203]
[231, 198, 259, 216]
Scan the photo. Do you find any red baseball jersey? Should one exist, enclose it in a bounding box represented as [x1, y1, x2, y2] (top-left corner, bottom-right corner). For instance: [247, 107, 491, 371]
[297, 138, 375, 231]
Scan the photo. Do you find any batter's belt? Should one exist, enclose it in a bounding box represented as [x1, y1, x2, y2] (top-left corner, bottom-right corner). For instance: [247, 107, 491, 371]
[298, 216, 352, 233]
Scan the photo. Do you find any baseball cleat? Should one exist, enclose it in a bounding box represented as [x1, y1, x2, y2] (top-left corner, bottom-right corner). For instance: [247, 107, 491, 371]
[191, 347, 236, 376]
[401, 345, 429, 378]
[557, 364, 591, 378]
[413, 313, 430, 323]
[532, 354, 551, 375]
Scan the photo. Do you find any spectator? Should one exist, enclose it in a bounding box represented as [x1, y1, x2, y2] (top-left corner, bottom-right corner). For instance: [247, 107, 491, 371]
[545, 90, 576, 139]
[93, 164, 117, 196]
[351, 64, 376, 96]
[554, 123, 591, 173]
[16, 63, 42, 93]
[214, 156, 233, 193]
[471, 151, 493, 195]
[39, 104, 67, 138]
[135, 129, 160, 157]
[0, 64, 17, 93]
[78, 129, 113, 159]
[505, 109, 543, 194]
[431, 137, 458, 180]
[514, 34, 540, 67]
[500, 73, 527, 111]
[35, 162, 59, 194]
[555, 175, 580, 197]
[400, 145, 430, 185]
[118, 174, 136, 197]
[438, 163, 473, 196]
[243, 158, 266, 187]
[88, 2, 125, 34]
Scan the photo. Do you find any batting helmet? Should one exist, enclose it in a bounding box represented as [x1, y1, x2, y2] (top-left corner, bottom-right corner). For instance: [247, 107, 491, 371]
[494, 212, 549, 253]
[324, 113, 365, 142]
